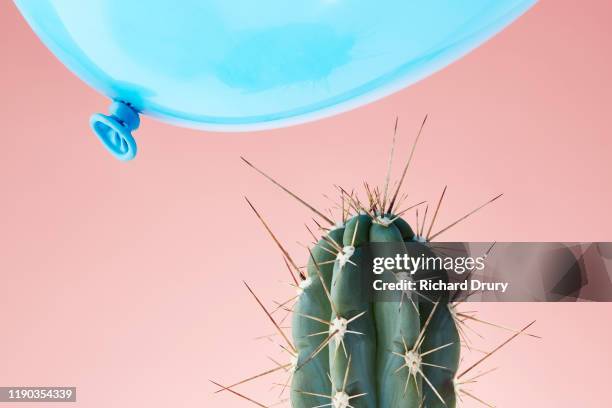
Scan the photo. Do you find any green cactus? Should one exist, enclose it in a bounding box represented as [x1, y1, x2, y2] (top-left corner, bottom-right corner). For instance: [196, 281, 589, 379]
[290, 211, 459, 408]
[215, 120, 536, 408]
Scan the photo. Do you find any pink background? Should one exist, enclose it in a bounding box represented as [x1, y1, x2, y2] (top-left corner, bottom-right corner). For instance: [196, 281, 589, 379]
[1, 0, 611, 406]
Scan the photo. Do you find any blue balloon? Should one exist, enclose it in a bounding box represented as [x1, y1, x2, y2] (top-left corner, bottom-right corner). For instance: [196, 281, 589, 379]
[15, 0, 535, 160]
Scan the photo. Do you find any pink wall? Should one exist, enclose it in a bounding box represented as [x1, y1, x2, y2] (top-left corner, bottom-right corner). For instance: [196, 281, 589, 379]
[1, 0, 611, 406]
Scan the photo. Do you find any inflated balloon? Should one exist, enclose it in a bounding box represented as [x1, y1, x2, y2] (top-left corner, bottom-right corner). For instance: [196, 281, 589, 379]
[15, 0, 536, 160]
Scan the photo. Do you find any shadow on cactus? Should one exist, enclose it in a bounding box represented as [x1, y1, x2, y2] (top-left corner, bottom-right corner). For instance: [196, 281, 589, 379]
[212, 117, 538, 407]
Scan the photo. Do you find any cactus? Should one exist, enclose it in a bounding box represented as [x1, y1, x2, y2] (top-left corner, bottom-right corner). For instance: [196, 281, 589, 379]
[291, 211, 460, 408]
[214, 118, 536, 408]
